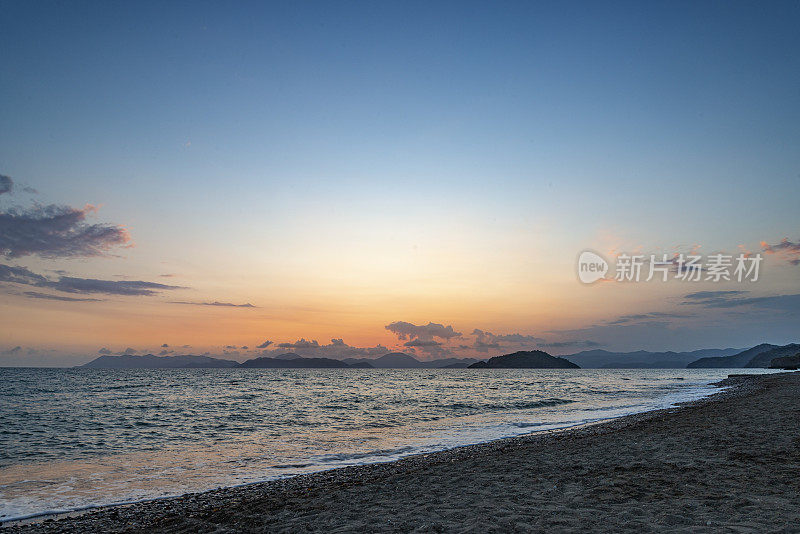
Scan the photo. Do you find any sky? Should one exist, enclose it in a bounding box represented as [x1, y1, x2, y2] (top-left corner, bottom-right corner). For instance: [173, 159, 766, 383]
[1, 1, 799, 366]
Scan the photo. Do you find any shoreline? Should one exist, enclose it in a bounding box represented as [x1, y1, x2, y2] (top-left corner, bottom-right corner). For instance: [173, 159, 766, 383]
[1, 415, 626, 527]
[7, 372, 795, 532]
[2, 374, 727, 526]
[0, 372, 724, 526]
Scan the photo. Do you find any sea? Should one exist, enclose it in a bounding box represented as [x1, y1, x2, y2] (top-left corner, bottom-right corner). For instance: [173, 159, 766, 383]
[0, 367, 777, 522]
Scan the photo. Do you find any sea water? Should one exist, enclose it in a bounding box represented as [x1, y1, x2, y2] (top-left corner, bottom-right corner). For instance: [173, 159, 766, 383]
[0, 367, 775, 521]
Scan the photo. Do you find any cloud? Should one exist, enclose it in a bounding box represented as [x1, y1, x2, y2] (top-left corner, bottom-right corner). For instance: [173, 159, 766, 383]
[170, 301, 256, 308]
[0, 263, 187, 296]
[385, 321, 462, 341]
[384, 321, 462, 356]
[52, 277, 184, 296]
[120, 347, 137, 355]
[0, 263, 49, 286]
[761, 238, 800, 265]
[277, 338, 319, 349]
[471, 329, 545, 352]
[0, 203, 131, 259]
[0, 175, 12, 195]
[161, 343, 169, 348]
[98, 347, 112, 355]
[256, 340, 273, 349]
[261, 338, 390, 359]
[682, 290, 752, 308]
[683, 290, 800, 313]
[684, 290, 748, 300]
[605, 311, 692, 326]
[403, 339, 442, 347]
[6, 346, 21, 354]
[23, 291, 102, 302]
[538, 340, 601, 348]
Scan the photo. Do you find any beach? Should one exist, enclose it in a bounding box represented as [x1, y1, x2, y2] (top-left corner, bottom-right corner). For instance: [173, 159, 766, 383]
[7, 372, 800, 533]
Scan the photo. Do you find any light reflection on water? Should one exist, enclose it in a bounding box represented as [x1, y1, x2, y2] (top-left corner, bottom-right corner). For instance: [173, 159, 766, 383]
[0, 367, 775, 521]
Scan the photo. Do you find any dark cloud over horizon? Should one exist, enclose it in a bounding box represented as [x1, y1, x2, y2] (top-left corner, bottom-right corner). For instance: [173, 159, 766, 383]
[261, 338, 390, 360]
[384, 321, 462, 356]
[385, 321, 462, 342]
[276, 338, 320, 349]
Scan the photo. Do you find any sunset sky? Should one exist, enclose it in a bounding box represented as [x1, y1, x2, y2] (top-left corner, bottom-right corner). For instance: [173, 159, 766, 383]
[1, 1, 799, 366]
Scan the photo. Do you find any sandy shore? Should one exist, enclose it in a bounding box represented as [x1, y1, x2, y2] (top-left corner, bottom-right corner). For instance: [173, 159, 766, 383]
[6, 372, 800, 533]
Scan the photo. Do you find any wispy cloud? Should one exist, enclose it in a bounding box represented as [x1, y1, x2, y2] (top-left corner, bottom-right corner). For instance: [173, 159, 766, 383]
[23, 291, 102, 302]
[606, 311, 692, 326]
[0, 263, 49, 286]
[538, 340, 601, 348]
[170, 301, 256, 308]
[53, 277, 185, 296]
[0, 263, 186, 296]
[683, 290, 800, 312]
[761, 237, 800, 266]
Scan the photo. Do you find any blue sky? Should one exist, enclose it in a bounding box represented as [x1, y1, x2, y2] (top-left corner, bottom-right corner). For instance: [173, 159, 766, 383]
[1, 1, 799, 364]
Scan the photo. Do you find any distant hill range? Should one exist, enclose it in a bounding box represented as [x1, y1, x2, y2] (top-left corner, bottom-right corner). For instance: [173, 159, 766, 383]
[80, 351, 477, 369]
[82, 354, 239, 369]
[468, 350, 580, 369]
[239, 355, 356, 368]
[80, 344, 799, 370]
[82, 353, 368, 369]
[687, 343, 800, 369]
[343, 352, 479, 369]
[564, 348, 743, 369]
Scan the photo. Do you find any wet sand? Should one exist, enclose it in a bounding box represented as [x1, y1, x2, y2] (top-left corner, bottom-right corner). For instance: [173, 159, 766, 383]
[7, 372, 800, 533]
